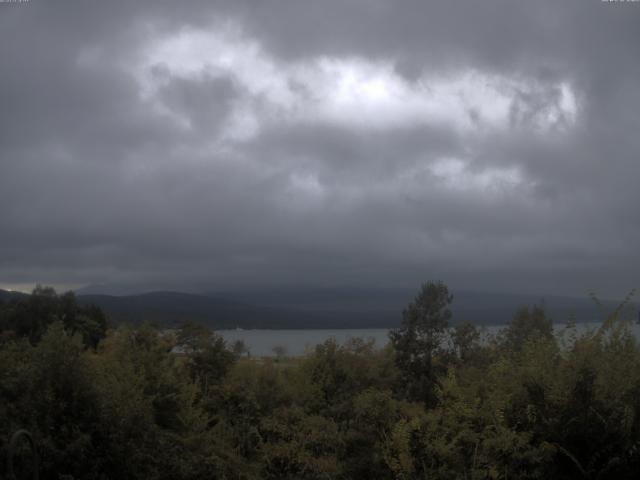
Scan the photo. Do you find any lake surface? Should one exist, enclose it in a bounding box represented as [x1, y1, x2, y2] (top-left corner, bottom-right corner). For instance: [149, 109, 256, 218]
[217, 322, 640, 357]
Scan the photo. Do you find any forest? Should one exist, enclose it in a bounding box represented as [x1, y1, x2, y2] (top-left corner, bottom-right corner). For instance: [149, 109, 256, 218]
[1, 282, 640, 479]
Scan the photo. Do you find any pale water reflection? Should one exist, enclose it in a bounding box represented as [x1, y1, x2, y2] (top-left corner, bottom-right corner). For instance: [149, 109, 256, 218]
[217, 322, 640, 357]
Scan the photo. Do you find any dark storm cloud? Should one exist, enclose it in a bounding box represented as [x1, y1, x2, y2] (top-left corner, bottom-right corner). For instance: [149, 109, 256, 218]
[0, 0, 639, 297]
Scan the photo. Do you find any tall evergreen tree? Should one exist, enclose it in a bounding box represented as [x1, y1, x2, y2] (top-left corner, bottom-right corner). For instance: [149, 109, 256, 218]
[389, 281, 453, 406]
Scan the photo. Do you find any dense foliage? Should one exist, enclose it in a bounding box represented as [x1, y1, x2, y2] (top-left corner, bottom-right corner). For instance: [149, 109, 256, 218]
[1, 283, 640, 479]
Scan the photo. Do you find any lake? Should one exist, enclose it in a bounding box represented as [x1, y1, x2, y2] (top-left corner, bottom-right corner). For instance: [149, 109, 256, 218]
[216, 322, 640, 357]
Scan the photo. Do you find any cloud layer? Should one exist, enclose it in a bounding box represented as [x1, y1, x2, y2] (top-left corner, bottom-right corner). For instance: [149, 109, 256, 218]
[1, 0, 639, 297]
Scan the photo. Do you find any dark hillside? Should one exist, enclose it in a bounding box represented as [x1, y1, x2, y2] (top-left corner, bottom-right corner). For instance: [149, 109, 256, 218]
[69, 288, 635, 329]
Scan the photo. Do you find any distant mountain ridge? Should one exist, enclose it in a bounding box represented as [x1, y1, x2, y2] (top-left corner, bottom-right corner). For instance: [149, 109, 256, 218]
[0, 289, 29, 303]
[2, 287, 634, 329]
[75, 291, 300, 329]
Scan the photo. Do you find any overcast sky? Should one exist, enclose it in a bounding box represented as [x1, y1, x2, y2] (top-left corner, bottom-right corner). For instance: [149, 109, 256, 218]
[1, 0, 639, 297]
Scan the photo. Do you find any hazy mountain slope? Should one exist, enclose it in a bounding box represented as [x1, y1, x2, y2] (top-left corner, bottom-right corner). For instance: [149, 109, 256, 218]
[218, 288, 630, 325]
[4, 286, 634, 328]
[0, 289, 29, 303]
[69, 288, 637, 329]
[76, 292, 294, 329]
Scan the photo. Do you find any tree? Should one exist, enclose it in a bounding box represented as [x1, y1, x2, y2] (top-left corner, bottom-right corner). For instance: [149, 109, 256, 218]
[177, 320, 212, 352]
[272, 345, 288, 360]
[60, 292, 108, 349]
[0, 286, 107, 348]
[503, 305, 553, 352]
[389, 281, 453, 406]
[189, 336, 236, 388]
[260, 406, 344, 479]
[177, 321, 236, 389]
[7, 285, 59, 343]
[451, 320, 480, 362]
[232, 339, 249, 358]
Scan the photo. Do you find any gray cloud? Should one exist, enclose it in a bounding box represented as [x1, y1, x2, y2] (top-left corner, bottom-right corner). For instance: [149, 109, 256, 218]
[0, 0, 639, 298]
